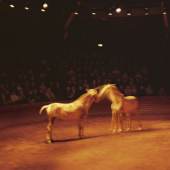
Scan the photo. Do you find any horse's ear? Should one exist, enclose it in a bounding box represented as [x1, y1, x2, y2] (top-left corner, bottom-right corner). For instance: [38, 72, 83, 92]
[86, 88, 89, 92]
[111, 83, 116, 86]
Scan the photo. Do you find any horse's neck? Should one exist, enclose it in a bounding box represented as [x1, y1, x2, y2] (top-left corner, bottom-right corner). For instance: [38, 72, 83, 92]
[74, 93, 87, 103]
[98, 85, 111, 100]
[74, 93, 93, 108]
[83, 95, 93, 107]
[108, 92, 123, 104]
[98, 86, 123, 104]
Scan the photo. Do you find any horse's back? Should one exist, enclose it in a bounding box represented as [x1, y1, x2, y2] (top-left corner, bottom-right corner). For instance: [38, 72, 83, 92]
[47, 102, 83, 120]
[123, 96, 139, 113]
[48, 102, 79, 111]
[124, 96, 136, 100]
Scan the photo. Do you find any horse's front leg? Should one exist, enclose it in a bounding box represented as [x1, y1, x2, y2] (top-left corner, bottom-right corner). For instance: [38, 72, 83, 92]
[136, 115, 143, 131]
[117, 112, 123, 132]
[78, 116, 87, 139]
[78, 120, 83, 138]
[46, 117, 55, 144]
[111, 111, 123, 133]
[111, 111, 118, 133]
[125, 113, 132, 131]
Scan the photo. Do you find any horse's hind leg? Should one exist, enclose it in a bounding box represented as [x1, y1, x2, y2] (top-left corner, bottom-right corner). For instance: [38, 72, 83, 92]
[137, 117, 142, 130]
[126, 113, 132, 131]
[117, 112, 123, 132]
[111, 111, 118, 133]
[46, 117, 55, 144]
[78, 119, 85, 139]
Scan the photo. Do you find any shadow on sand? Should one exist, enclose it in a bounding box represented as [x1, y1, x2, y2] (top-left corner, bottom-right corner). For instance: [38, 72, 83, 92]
[46, 127, 170, 144]
[123, 127, 170, 134]
[50, 134, 111, 143]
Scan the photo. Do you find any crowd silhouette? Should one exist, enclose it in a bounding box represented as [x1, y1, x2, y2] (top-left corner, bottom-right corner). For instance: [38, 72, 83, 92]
[0, 56, 167, 106]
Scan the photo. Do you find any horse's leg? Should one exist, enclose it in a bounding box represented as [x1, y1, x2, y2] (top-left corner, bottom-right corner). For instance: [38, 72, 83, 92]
[78, 112, 88, 138]
[78, 119, 84, 138]
[117, 112, 123, 132]
[125, 113, 132, 131]
[110, 111, 114, 133]
[136, 115, 142, 130]
[111, 111, 118, 133]
[82, 115, 88, 137]
[126, 112, 143, 131]
[46, 117, 55, 143]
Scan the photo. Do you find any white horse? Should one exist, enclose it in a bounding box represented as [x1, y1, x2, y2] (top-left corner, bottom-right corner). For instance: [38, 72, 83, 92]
[40, 88, 97, 143]
[95, 84, 142, 133]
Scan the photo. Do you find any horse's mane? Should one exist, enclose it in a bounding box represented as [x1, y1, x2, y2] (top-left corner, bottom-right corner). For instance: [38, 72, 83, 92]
[74, 90, 91, 102]
[95, 84, 117, 91]
[96, 83, 124, 98]
[77, 92, 88, 100]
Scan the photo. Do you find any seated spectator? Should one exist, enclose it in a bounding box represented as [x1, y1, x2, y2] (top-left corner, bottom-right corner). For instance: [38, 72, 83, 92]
[145, 84, 154, 96]
[158, 87, 167, 96]
[124, 85, 132, 96]
[82, 80, 90, 89]
[111, 68, 121, 79]
[27, 90, 36, 103]
[66, 85, 76, 100]
[130, 85, 138, 96]
[9, 91, 21, 104]
[121, 72, 129, 85]
[44, 87, 56, 101]
[138, 84, 145, 96]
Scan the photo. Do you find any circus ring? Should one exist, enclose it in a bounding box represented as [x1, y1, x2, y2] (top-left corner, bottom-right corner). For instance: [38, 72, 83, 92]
[1, 96, 170, 170]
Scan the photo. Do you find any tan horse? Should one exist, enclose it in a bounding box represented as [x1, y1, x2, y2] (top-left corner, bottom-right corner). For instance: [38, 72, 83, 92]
[95, 84, 142, 133]
[95, 84, 124, 133]
[122, 96, 142, 131]
[40, 89, 97, 143]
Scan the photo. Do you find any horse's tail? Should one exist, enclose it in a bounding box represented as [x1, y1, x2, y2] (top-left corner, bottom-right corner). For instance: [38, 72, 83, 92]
[39, 105, 48, 115]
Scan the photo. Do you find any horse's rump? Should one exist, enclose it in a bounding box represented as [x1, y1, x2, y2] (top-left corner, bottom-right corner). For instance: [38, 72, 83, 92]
[122, 97, 139, 113]
[40, 105, 49, 114]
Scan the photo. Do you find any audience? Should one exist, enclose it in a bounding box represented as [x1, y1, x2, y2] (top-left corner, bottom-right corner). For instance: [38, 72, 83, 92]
[0, 55, 168, 106]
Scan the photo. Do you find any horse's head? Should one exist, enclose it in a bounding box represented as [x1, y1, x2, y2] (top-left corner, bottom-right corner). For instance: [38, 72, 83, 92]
[94, 84, 124, 103]
[86, 88, 98, 103]
[93, 84, 113, 103]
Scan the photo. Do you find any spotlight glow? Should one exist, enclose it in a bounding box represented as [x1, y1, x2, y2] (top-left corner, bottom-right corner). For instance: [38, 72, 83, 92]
[24, 6, 29, 10]
[74, 11, 79, 15]
[116, 8, 122, 13]
[43, 2, 48, 9]
[98, 43, 103, 47]
[41, 8, 46, 12]
[9, 4, 15, 8]
[108, 12, 113, 16]
[127, 12, 132, 16]
[92, 12, 96, 15]
[162, 11, 167, 15]
[145, 12, 149, 16]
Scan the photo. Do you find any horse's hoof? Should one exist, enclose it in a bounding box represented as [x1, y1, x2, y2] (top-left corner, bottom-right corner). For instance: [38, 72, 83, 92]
[125, 128, 130, 132]
[117, 129, 123, 133]
[79, 136, 84, 139]
[112, 129, 117, 134]
[137, 127, 142, 131]
[46, 140, 52, 144]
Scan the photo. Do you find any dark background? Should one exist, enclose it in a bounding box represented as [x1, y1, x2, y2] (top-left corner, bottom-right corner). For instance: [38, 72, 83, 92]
[0, 0, 170, 85]
[0, 0, 62, 68]
[64, 0, 170, 87]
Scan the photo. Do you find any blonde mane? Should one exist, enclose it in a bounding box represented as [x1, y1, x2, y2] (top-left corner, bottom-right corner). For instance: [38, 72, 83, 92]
[96, 84, 124, 102]
[75, 91, 90, 101]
